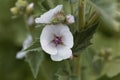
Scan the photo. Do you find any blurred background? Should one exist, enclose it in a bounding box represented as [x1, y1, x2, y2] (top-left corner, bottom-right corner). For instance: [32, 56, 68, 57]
[0, 0, 35, 80]
[0, 0, 120, 80]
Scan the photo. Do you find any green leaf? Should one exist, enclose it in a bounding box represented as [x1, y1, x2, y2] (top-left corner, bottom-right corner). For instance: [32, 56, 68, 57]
[92, 32, 120, 77]
[56, 68, 80, 80]
[72, 21, 99, 54]
[55, 64, 70, 80]
[101, 61, 120, 77]
[111, 73, 120, 80]
[24, 39, 41, 52]
[84, 48, 104, 75]
[87, 0, 120, 35]
[25, 51, 44, 79]
[24, 25, 43, 52]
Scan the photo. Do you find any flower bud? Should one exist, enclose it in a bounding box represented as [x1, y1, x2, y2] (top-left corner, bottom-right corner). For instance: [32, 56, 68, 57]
[99, 48, 112, 61]
[26, 3, 34, 14]
[10, 7, 19, 15]
[15, 0, 28, 9]
[66, 14, 75, 24]
[56, 13, 65, 21]
[52, 12, 65, 24]
[27, 16, 34, 25]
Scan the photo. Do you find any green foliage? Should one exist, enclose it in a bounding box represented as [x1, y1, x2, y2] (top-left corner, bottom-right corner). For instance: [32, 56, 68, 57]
[25, 51, 44, 78]
[1, 0, 120, 80]
[72, 21, 99, 54]
[55, 61, 80, 80]
[92, 33, 120, 77]
[25, 39, 41, 52]
[88, 0, 120, 36]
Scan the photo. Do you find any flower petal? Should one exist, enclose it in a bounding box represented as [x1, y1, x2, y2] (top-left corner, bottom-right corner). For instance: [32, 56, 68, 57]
[50, 48, 72, 61]
[42, 43, 57, 55]
[16, 51, 26, 59]
[40, 25, 54, 46]
[35, 5, 63, 23]
[61, 28, 73, 48]
[23, 34, 32, 49]
[47, 24, 70, 36]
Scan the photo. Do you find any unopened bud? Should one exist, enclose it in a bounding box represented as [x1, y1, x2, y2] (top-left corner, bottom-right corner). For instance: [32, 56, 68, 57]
[66, 14, 75, 24]
[15, 0, 28, 9]
[56, 14, 65, 22]
[99, 48, 112, 61]
[26, 3, 34, 14]
[27, 16, 34, 25]
[10, 7, 19, 15]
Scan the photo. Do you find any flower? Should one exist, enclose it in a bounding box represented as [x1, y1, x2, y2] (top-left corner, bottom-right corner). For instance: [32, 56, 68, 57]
[66, 14, 75, 24]
[40, 24, 73, 61]
[35, 5, 63, 24]
[16, 34, 32, 59]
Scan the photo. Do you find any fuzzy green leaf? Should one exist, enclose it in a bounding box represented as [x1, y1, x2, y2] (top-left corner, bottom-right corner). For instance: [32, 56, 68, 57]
[24, 39, 41, 52]
[72, 21, 99, 54]
[88, 0, 120, 34]
[78, 48, 99, 80]
[25, 51, 44, 79]
[92, 32, 120, 77]
[55, 65, 70, 80]
[56, 68, 79, 80]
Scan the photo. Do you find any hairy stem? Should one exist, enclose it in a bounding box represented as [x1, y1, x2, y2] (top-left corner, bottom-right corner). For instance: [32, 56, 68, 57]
[23, 14, 35, 39]
[78, 0, 86, 30]
[71, 55, 81, 80]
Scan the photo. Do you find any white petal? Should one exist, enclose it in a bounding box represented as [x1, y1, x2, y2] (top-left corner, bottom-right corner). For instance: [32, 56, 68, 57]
[40, 25, 54, 46]
[23, 34, 32, 49]
[16, 51, 26, 59]
[35, 5, 63, 23]
[16, 34, 32, 59]
[61, 28, 73, 48]
[42, 43, 57, 55]
[50, 48, 72, 61]
[47, 24, 70, 36]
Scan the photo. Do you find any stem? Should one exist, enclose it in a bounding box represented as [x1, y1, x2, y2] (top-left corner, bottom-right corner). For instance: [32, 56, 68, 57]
[78, 0, 86, 31]
[23, 15, 30, 33]
[72, 55, 81, 80]
[23, 14, 35, 39]
[69, 0, 73, 15]
[80, 53, 86, 80]
[65, 60, 72, 75]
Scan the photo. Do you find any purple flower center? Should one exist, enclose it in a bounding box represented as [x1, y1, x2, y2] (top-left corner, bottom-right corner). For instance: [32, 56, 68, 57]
[53, 36, 62, 46]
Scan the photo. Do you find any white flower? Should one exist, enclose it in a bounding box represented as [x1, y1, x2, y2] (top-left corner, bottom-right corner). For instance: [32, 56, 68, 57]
[16, 34, 32, 59]
[35, 5, 63, 24]
[66, 14, 75, 24]
[40, 24, 73, 61]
